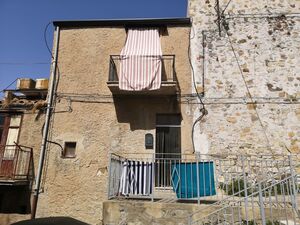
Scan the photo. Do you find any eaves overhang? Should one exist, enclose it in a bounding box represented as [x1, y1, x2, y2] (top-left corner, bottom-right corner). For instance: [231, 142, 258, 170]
[53, 17, 191, 28]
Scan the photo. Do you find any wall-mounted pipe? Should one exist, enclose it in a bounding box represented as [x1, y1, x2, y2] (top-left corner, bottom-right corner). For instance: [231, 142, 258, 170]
[31, 25, 60, 219]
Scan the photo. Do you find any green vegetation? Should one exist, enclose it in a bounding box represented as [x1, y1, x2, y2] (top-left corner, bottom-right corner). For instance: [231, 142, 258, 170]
[242, 220, 257, 225]
[242, 220, 280, 225]
[219, 178, 254, 197]
[266, 220, 281, 225]
[220, 178, 297, 197]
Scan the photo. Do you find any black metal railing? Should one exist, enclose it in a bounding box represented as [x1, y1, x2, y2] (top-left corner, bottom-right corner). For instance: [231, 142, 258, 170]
[108, 55, 176, 83]
[0, 144, 33, 181]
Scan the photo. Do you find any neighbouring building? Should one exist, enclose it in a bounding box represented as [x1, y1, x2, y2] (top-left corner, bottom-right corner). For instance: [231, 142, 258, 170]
[188, 0, 300, 155]
[0, 78, 47, 224]
[35, 18, 197, 225]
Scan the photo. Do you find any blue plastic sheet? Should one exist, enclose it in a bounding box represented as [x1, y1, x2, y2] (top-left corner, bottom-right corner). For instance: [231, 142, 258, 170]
[171, 162, 216, 199]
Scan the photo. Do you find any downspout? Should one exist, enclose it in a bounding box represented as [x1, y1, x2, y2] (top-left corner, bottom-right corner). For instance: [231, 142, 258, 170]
[31, 25, 60, 219]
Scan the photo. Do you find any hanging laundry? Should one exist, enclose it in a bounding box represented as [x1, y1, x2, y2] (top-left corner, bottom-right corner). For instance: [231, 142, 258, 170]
[119, 28, 162, 91]
[171, 161, 216, 199]
[119, 160, 153, 196]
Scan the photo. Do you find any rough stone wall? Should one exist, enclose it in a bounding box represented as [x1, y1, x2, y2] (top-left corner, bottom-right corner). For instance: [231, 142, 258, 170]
[188, 0, 300, 155]
[36, 25, 192, 225]
[102, 201, 218, 225]
[102, 200, 295, 225]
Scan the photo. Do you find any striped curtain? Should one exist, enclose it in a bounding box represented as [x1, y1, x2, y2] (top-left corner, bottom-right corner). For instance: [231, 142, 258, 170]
[119, 160, 153, 196]
[119, 28, 162, 91]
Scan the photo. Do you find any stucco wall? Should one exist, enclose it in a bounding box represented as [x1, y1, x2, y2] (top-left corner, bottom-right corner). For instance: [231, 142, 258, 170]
[19, 113, 45, 168]
[54, 26, 191, 95]
[36, 25, 192, 224]
[188, 0, 300, 155]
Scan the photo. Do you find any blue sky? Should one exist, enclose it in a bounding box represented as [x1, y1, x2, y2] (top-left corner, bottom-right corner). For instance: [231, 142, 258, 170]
[0, 0, 187, 97]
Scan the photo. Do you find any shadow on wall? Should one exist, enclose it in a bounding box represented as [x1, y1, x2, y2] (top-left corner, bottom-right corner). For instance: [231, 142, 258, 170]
[0, 185, 31, 214]
[113, 96, 180, 131]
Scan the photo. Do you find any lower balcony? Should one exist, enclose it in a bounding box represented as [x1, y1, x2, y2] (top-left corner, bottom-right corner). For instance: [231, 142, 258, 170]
[106, 153, 299, 224]
[107, 55, 179, 95]
[107, 153, 298, 202]
[0, 144, 33, 185]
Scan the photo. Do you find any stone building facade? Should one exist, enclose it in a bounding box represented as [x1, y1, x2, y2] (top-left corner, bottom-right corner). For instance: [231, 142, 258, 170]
[34, 18, 194, 225]
[188, 0, 300, 155]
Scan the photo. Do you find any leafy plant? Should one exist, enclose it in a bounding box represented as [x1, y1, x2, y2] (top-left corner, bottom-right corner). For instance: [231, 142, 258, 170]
[264, 182, 295, 196]
[242, 220, 280, 225]
[242, 220, 258, 225]
[220, 178, 254, 197]
[266, 220, 280, 225]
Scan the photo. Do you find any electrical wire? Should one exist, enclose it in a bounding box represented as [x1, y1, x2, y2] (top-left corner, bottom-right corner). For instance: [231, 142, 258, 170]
[188, 20, 205, 108]
[225, 29, 272, 150]
[221, 0, 233, 15]
[225, 12, 300, 19]
[58, 92, 298, 100]
[180, 101, 300, 105]
[38, 22, 61, 192]
[44, 22, 54, 59]
[1, 22, 55, 97]
[1, 78, 18, 92]
[188, 19, 207, 153]
[46, 140, 63, 154]
[44, 21, 62, 102]
[43, 21, 62, 108]
[0, 23, 53, 96]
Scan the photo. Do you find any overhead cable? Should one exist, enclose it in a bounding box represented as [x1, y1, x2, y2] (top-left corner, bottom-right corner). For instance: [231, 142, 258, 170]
[225, 29, 272, 150]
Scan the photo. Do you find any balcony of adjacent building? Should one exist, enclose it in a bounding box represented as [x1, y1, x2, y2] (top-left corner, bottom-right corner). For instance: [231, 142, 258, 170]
[107, 55, 179, 96]
[0, 144, 33, 186]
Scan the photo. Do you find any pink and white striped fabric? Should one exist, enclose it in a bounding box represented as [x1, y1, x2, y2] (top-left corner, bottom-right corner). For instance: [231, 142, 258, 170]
[119, 28, 162, 91]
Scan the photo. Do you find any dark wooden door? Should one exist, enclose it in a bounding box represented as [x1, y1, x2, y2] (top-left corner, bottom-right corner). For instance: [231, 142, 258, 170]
[0, 114, 12, 178]
[155, 114, 181, 187]
[0, 114, 9, 146]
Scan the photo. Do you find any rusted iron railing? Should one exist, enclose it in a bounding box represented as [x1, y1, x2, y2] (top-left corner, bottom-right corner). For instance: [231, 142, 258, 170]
[0, 144, 33, 181]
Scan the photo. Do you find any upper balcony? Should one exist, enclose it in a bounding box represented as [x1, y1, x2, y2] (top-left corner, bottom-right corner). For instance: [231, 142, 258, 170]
[0, 144, 33, 185]
[107, 55, 179, 96]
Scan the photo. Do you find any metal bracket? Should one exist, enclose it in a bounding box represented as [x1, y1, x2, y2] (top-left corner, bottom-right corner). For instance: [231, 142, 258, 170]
[215, 0, 222, 36]
[215, 0, 230, 37]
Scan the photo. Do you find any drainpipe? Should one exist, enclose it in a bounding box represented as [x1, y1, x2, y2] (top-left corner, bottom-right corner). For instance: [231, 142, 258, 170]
[31, 25, 60, 219]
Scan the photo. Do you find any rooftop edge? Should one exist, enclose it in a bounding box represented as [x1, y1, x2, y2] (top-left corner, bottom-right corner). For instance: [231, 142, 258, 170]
[53, 17, 191, 28]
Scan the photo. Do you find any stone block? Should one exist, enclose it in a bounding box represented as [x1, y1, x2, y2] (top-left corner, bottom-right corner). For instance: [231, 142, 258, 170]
[226, 116, 237, 123]
[247, 103, 257, 110]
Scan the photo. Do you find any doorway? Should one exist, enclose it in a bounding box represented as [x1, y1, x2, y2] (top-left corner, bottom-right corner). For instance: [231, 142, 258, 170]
[155, 114, 181, 187]
[0, 114, 21, 178]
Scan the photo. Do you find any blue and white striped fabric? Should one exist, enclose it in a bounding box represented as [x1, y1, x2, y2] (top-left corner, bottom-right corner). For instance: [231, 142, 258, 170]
[119, 160, 153, 196]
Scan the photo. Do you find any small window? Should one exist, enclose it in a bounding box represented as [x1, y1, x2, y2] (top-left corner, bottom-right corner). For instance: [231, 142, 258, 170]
[62, 142, 76, 158]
